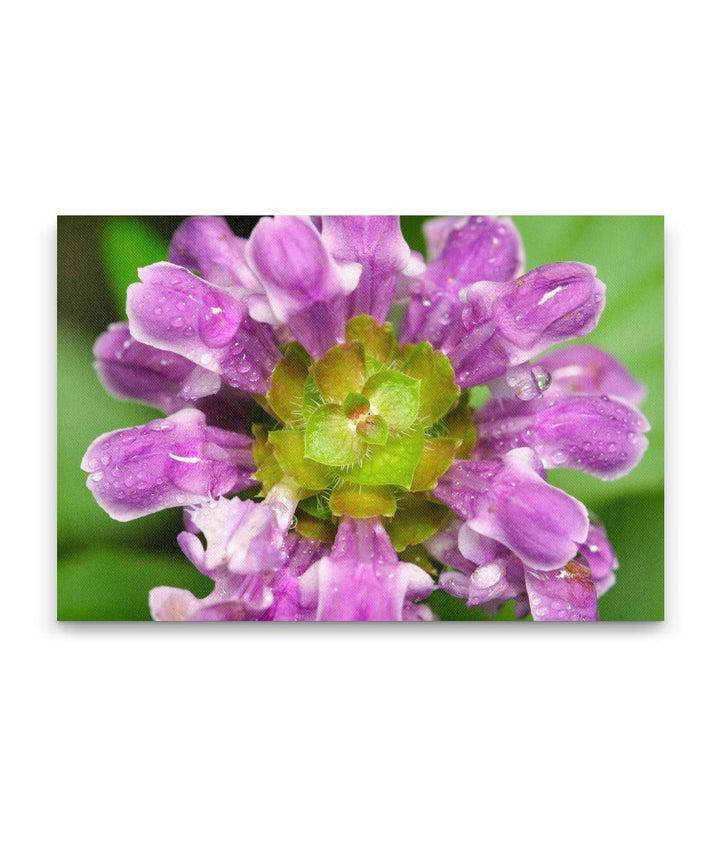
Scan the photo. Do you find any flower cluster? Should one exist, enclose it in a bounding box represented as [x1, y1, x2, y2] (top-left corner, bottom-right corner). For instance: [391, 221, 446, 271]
[81, 215, 649, 621]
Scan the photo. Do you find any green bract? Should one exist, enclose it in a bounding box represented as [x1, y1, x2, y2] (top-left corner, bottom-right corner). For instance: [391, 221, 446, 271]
[255, 315, 463, 543]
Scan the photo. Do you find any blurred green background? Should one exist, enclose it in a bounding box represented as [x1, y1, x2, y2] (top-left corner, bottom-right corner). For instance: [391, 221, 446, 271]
[57, 215, 664, 620]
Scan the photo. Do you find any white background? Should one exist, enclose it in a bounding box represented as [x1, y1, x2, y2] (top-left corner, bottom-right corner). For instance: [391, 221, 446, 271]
[2, 1, 716, 854]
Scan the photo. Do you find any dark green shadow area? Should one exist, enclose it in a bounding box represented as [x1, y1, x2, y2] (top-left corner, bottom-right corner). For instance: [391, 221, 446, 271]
[58, 546, 213, 621]
[595, 491, 664, 620]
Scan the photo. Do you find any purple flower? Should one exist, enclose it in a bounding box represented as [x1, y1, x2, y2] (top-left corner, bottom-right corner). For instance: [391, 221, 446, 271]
[81, 409, 255, 521]
[82, 214, 650, 621]
[433, 448, 589, 571]
[298, 517, 433, 621]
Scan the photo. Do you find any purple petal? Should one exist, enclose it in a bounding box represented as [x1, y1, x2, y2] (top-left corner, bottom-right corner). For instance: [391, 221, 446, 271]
[579, 523, 618, 596]
[93, 321, 201, 413]
[246, 216, 361, 325]
[81, 409, 255, 521]
[150, 531, 328, 622]
[178, 483, 298, 579]
[473, 262, 606, 350]
[402, 603, 436, 621]
[538, 344, 645, 403]
[299, 517, 433, 621]
[524, 562, 598, 621]
[264, 533, 329, 621]
[434, 521, 527, 614]
[127, 262, 281, 395]
[425, 517, 477, 574]
[449, 262, 606, 386]
[321, 216, 415, 322]
[149, 588, 249, 621]
[467, 555, 526, 611]
[169, 216, 261, 291]
[475, 392, 650, 480]
[422, 216, 468, 261]
[433, 448, 589, 571]
[149, 587, 206, 621]
[427, 216, 524, 287]
[402, 216, 524, 350]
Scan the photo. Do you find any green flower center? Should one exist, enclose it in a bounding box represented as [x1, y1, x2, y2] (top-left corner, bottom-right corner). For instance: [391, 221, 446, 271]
[251, 315, 476, 550]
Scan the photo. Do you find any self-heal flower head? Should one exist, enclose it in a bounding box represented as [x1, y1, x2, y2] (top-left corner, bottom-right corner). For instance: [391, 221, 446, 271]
[81, 214, 650, 621]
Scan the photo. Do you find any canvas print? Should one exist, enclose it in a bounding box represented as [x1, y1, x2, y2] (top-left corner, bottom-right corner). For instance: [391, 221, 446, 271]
[57, 215, 664, 621]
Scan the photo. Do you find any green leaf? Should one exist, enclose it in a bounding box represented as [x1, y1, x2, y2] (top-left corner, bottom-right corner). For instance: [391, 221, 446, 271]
[58, 545, 212, 621]
[400, 342, 460, 425]
[294, 510, 337, 542]
[297, 493, 333, 520]
[311, 342, 367, 403]
[305, 404, 366, 466]
[101, 216, 168, 318]
[443, 398, 477, 459]
[302, 375, 324, 422]
[385, 494, 448, 551]
[345, 315, 397, 363]
[356, 413, 389, 446]
[410, 437, 461, 491]
[268, 429, 334, 490]
[329, 483, 397, 518]
[362, 370, 420, 432]
[343, 392, 370, 416]
[251, 425, 285, 494]
[343, 426, 424, 488]
[267, 343, 310, 427]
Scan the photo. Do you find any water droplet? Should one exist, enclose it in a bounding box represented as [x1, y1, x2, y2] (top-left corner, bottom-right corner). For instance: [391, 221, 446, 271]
[170, 316, 184, 328]
[627, 431, 638, 444]
[91, 472, 103, 482]
[551, 450, 567, 465]
[532, 365, 552, 391]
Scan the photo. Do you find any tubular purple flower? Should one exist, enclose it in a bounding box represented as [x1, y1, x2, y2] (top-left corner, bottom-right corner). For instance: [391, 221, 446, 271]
[245, 216, 362, 357]
[538, 344, 646, 403]
[169, 216, 260, 291]
[320, 216, 422, 323]
[298, 517, 434, 621]
[402, 216, 524, 351]
[150, 531, 328, 621]
[433, 448, 589, 571]
[475, 391, 650, 479]
[177, 482, 298, 579]
[448, 262, 606, 387]
[127, 262, 282, 395]
[94, 321, 207, 412]
[81, 409, 256, 521]
[524, 562, 598, 621]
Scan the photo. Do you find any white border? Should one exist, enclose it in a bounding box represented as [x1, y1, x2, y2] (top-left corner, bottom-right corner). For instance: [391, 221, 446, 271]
[5, 2, 714, 854]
